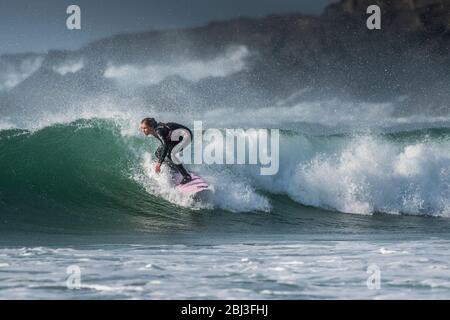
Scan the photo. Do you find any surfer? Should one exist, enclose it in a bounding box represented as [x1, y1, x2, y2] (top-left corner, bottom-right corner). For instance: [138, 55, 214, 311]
[140, 117, 193, 184]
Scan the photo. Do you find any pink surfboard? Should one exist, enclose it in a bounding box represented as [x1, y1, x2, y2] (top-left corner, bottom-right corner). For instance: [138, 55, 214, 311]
[174, 173, 210, 195]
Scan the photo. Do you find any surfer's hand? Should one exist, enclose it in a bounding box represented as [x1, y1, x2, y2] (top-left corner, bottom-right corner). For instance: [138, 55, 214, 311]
[155, 163, 161, 173]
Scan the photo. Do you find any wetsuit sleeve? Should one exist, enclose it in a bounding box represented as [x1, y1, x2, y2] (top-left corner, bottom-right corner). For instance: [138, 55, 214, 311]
[155, 127, 171, 164]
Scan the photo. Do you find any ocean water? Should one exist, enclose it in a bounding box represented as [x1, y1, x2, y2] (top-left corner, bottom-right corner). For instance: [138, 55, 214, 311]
[1, 117, 450, 299]
[2, 235, 450, 299]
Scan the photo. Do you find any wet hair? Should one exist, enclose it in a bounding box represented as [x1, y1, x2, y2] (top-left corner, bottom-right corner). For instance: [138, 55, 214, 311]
[141, 117, 157, 129]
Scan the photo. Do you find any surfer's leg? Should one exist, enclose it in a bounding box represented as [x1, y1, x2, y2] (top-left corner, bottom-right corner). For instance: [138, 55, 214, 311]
[174, 164, 192, 184]
[167, 143, 192, 184]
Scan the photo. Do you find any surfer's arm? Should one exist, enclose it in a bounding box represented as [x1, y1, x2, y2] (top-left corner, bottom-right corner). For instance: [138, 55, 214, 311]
[155, 127, 170, 164]
[158, 146, 169, 164]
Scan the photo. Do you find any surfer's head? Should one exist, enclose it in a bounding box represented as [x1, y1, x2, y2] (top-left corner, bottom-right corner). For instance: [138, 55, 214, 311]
[140, 117, 157, 136]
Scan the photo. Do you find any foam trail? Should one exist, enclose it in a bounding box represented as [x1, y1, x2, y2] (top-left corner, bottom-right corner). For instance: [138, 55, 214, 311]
[132, 152, 271, 213]
[250, 134, 450, 216]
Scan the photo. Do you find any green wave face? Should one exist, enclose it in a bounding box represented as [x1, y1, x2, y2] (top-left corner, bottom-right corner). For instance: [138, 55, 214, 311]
[0, 119, 190, 233]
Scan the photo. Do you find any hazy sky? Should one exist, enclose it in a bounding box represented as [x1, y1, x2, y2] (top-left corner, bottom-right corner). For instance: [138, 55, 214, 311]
[0, 0, 336, 54]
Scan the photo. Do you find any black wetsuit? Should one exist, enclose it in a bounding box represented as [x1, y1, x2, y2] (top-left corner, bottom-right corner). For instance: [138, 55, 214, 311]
[153, 122, 192, 181]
